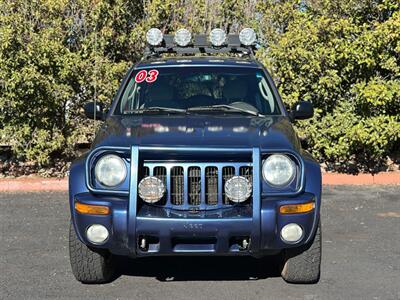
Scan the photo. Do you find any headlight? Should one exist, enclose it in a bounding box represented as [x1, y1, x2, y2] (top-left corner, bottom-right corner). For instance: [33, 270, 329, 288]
[262, 154, 296, 187]
[94, 154, 127, 187]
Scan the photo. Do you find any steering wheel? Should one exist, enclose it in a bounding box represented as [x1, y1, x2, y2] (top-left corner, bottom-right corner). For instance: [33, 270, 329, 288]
[186, 94, 216, 107]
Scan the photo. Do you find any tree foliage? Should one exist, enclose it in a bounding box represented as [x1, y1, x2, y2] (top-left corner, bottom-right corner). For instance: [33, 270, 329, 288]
[256, 0, 400, 171]
[0, 0, 399, 172]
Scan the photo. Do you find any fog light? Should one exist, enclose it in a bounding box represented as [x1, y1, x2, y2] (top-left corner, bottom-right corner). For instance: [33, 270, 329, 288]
[86, 224, 109, 244]
[224, 176, 252, 203]
[281, 223, 303, 243]
[138, 176, 165, 203]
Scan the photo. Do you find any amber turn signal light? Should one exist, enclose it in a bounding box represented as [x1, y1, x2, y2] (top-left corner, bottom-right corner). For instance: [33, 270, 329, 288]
[75, 202, 110, 215]
[279, 202, 315, 214]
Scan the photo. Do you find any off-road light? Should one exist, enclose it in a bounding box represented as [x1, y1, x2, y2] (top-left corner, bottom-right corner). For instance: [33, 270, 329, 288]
[174, 28, 192, 47]
[281, 223, 303, 243]
[94, 154, 127, 187]
[146, 28, 163, 46]
[224, 176, 252, 203]
[209, 28, 226, 47]
[138, 176, 165, 203]
[262, 154, 296, 187]
[86, 224, 109, 244]
[239, 28, 257, 46]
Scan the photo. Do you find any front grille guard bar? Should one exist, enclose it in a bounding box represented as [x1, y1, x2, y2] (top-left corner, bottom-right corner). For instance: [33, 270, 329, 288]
[143, 162, 253, 211]
[127, 146, 262, 255]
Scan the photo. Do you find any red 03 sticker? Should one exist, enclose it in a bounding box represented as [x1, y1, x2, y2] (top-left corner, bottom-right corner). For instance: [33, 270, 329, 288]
[134, 69, 159, 83]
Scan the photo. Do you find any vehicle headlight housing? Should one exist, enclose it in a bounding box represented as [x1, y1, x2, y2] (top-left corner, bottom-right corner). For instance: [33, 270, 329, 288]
[94, 154, 127, 187]
[262, 154, 296, 187]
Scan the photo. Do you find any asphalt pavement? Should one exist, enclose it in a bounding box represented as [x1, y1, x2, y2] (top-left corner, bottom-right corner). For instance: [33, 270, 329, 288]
[1, 186, 399, 300]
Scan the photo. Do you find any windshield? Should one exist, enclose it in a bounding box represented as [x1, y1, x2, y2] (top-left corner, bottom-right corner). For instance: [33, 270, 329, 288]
[117, 66, 281, 115]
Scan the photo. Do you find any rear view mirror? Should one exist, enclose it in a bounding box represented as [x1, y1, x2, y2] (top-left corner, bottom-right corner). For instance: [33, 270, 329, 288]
[291, 101, 314, 120]
[84, 102, 105, 120]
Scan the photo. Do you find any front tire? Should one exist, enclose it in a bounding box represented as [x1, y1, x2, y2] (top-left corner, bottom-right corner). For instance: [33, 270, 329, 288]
[281, 220, 321, 284]
[69, 221, 115, 283]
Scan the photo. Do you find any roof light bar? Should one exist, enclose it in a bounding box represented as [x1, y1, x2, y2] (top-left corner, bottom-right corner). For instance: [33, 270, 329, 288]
[239, 28, 257, 46]
[209, 28, 227, 47]
[143, 28, 256, 58]
[146, 28, 163, 46]
[174, 28, 192, 47]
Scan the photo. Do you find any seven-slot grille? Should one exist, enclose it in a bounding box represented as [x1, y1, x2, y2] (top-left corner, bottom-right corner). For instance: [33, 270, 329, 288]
[141, 163, 253, 208]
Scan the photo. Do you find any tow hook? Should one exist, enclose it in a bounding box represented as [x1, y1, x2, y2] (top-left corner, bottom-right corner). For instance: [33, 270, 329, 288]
[239, 238, 250, 251]
[139, 237, 148, 251]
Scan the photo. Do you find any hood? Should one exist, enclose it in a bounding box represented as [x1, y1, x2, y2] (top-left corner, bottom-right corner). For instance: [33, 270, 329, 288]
[92, 114, 301, 152]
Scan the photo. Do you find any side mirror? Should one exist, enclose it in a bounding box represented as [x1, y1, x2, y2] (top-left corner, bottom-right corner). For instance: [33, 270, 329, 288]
[84, 102, 105, 120]
[291, 101, 314, 120]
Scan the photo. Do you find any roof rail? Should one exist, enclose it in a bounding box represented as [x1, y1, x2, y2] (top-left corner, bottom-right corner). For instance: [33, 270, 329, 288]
[143, 34, 256, 59]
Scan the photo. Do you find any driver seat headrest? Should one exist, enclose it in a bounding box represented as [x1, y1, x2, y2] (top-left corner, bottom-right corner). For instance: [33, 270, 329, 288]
[146, 80, 173, 106]
[223, 79, 248, 102]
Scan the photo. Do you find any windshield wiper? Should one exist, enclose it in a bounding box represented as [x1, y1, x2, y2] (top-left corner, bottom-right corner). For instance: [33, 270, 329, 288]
[187, 104, 265, 117]
[125, 107, 186, 114]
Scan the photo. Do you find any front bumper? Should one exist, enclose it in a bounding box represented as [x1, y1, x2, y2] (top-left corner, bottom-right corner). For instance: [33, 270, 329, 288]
[72, 192, 318, 257]
[70, 146, 321, 257]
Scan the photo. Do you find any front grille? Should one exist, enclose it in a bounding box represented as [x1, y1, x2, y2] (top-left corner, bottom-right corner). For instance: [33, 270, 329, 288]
[139, 162, 252, 208]
[222, 166, 235, 204]
[205, 167, 218, 205]
[188, 167, 201, 205]
[171, 166, 184, 205]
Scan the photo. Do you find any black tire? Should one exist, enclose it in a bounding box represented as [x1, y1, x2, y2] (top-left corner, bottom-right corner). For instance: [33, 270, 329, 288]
[281, 221, 321, 284]
[69, 221, 115, 284]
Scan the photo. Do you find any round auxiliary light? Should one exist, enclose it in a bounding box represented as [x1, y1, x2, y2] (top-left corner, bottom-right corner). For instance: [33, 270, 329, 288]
[262, 154, 296, 187]
[95, 154, 127, 187]
[224, 176, 252, 203]
[146, 28, 163, 46]
[239, 28, 257, 46]
[174, 28, 192, 47]
[209, 28, 226, 47]
[281, 223, 303, 243]
[86, 224, 109, 244]
[138, 176, 166, 203]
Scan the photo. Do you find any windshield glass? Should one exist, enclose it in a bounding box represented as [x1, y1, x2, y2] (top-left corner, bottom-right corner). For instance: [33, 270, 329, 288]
[117, 66, 281, 115]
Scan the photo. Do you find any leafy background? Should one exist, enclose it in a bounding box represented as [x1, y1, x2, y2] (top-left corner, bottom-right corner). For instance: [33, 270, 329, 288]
[0, 0, 399, 176]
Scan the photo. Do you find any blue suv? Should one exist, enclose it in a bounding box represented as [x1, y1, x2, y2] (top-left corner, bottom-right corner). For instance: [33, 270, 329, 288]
[69, 28, 321, 284]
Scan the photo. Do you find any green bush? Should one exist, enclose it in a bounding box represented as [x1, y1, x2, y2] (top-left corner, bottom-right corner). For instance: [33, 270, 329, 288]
[0, 0, 399, 172]
[0, 0, 141, 165]
[256, 0, 400, 172]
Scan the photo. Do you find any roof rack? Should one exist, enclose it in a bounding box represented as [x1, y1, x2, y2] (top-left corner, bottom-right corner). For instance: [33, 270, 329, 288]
[143, 34, 256, 60]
